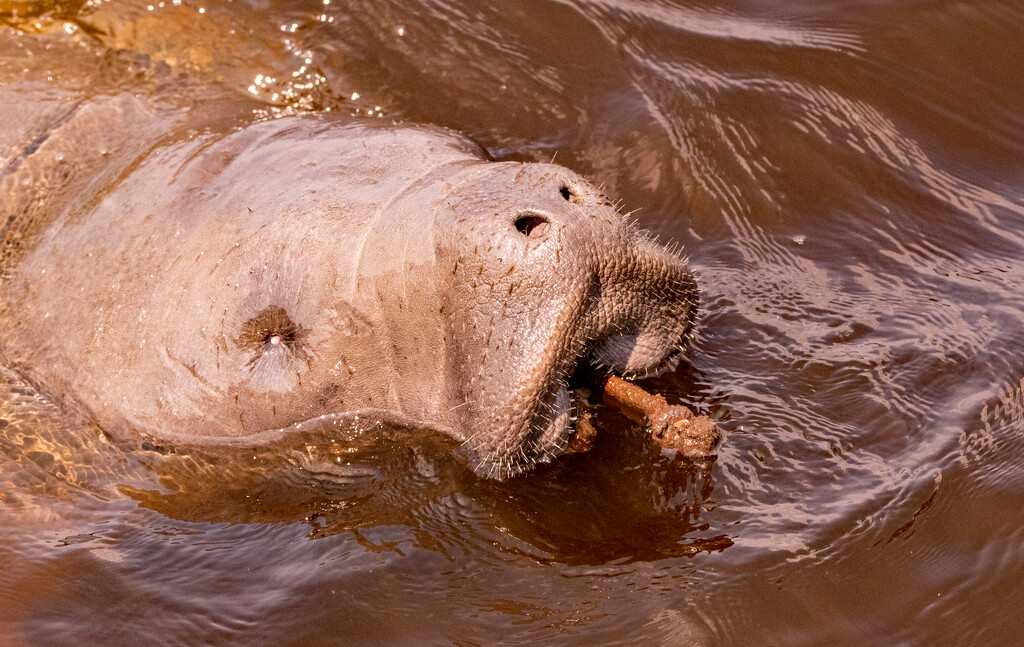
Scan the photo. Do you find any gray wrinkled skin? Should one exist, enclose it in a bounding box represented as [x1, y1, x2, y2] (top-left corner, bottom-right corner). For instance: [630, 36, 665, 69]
[0, 93, 697, 479]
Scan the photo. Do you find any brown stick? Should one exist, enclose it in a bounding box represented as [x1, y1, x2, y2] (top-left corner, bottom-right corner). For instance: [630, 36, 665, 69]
[602, 375, 719, 456]
[565, 373, 720, 457]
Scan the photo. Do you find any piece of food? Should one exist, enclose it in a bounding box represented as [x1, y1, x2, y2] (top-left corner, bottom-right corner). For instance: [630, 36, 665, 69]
[565, 372, 720, 457]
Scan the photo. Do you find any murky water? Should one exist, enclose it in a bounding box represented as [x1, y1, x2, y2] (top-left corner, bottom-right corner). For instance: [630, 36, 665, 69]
[2, 0, 1024, 644]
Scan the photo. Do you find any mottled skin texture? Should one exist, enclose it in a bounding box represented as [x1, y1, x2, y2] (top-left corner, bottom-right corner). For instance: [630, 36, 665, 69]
[0, 88, 698, 479]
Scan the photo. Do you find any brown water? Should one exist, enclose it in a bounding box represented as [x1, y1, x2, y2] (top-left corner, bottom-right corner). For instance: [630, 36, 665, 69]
[2, 1, 1024, 645]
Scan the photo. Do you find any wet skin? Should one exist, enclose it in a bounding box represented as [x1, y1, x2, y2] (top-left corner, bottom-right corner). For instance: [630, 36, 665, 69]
[0, 95, 698, 479]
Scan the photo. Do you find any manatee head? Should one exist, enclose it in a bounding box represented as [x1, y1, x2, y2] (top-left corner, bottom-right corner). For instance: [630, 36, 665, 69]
[427, 162, 699, 479]
[0, 115, 698, 482]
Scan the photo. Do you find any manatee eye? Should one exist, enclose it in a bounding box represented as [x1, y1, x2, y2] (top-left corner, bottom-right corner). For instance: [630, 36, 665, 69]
[559, 185, 573, 201]
[514, 213, 550, 238]
[238, 305, 303, 363]
[236, 305, 309, 392]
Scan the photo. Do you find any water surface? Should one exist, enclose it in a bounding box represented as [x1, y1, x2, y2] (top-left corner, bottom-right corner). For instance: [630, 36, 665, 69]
[2, 0, 1023, 644]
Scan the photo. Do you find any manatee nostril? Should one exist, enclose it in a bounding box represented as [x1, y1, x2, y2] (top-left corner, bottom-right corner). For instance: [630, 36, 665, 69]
[559, 181, 584, 204]
[514, 213, 550, 238]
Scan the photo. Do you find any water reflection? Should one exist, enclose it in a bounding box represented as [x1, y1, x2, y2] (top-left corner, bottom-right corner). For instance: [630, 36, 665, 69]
[111, 414, 726, 567]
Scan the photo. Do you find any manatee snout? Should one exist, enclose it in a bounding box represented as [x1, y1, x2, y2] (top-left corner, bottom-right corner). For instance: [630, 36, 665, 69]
[436, 163, 699, 478]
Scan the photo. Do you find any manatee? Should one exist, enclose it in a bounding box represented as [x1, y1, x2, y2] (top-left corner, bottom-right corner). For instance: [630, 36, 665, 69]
[0, 87, 699, 480]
